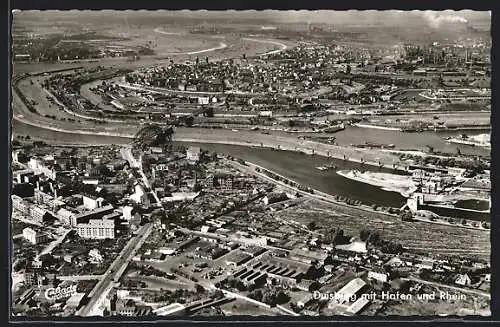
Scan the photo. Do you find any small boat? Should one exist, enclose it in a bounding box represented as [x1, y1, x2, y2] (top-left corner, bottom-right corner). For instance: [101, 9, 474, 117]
[316, 164, 337, 171]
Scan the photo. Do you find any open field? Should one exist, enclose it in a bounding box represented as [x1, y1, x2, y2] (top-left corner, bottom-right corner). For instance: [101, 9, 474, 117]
[274, 199, 490, 261]
[110, 27, 223, 55]
[365, 112, 490, 129]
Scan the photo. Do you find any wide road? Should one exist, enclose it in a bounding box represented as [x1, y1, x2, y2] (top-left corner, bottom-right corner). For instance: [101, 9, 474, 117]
[36, 229, 72, 260]
[120, 146, 162, 206]
[58, 275, 104, 281]
[77, 223, 154, 316]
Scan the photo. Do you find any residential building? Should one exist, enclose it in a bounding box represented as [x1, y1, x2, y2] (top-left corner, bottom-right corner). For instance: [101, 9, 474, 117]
[29, 206, 51, 223]
[28, 157, 57, 180]
[130, 184, 149, 205]
[11, 195, 30, 215]
[34, 189, 54, 205]
[89, 248, 104, 263]
[368, 268, 389, 283]
[83, 195, 104, 210]
[417, 259, 435, 270]
[186, 146, 201, 163]
[455, 273, 472, 287]
[114, 299, 136, 316]
[14, 169, 35, 184]
[210, 173, 234, 190]
[22, 227, 50, 245]
[56, 208, 76, 226]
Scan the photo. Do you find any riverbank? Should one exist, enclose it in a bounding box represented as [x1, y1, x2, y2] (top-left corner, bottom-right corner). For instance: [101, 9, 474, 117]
[337, 169, 417, 198]
[353, 123, 401, 131]
[226, 159, 400, 218]
[228, 158, 489, 234]
[241, 38, 288, 56]
[12, 98, 410, 173]
[447, 133, 491, 149]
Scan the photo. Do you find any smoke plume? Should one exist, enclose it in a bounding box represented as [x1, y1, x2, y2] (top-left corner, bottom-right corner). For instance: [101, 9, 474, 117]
[423, 11, 468, 28]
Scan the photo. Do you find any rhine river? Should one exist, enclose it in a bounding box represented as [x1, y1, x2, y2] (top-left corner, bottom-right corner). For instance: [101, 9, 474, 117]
[13, 120, 490, 208]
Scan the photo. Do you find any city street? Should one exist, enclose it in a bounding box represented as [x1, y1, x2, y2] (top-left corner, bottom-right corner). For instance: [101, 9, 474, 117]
[77, 223, 154, 316]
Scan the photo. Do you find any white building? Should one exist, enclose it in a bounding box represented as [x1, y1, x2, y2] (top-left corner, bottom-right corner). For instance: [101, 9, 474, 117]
[368, 269, 389, 283]
[89, 248, 104, 263]
[122, 206, 134, 220]
[22, 227, 49, 245]
[76, 219, 115, 239]
[198, 97, 210, 105]
[83, 195, 104, 210]
[329, 278, 366, 307]
[56, 208, 75, 226]
[29, 206, 49, 223]
[12, 195, 30, 215]
[259, 110, 273, 118]
[186, 146, 201, 163]
[129, 184, 149, 205]
[455, 273, 472, 286]
[28, 157, 57, 180]
[153, 303, 186, 316]
[231, 235, 268, 247]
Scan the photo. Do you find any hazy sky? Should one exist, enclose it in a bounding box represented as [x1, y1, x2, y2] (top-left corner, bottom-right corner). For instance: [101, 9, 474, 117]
[12, 10, 490, 29]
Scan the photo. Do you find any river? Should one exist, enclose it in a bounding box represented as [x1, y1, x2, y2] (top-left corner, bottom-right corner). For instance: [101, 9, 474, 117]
[13, 119, 407, 207]
[13, 115, 493, 209]
[312, 126, 490, 158]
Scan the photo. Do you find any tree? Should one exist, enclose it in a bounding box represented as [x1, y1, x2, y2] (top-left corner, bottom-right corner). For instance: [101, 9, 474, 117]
[193, 183, 202, 192]
[184, 116, 194, 127]
[400, 211, 413, 222]
[235, 281, 246, 291]
[133, 124, 174, 153]
[275, 290, 290, 305]
[307, 221, 317, 230]
[262, 290, 277, 306]
[368, 231, 381, 245]
[195, 284, 205, 294]
[360, 229, 371, 241]
[204, 107, 214, 117]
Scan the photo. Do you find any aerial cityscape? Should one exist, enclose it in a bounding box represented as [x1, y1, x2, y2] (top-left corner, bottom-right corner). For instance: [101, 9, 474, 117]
[10, 10, 491, 318]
